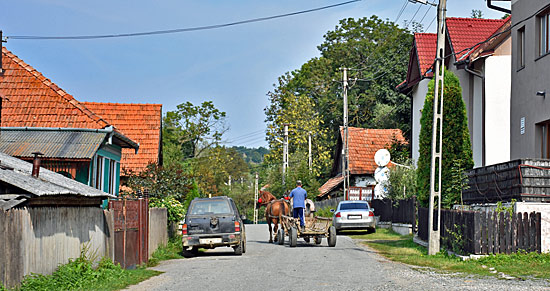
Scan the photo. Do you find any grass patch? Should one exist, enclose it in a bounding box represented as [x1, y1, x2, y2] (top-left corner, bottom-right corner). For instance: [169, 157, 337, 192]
[147, 235, 184, 267]
[355, 228, 550, 280]
[7, 256, 160, 291]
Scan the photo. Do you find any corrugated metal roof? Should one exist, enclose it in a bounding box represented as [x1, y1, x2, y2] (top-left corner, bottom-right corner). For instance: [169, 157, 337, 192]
[0, 151, 114, 198]
[0, 128, 107, 159]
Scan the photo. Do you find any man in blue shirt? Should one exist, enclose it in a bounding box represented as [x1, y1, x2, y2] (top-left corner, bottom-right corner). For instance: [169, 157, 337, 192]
[289, 180, 307, 230]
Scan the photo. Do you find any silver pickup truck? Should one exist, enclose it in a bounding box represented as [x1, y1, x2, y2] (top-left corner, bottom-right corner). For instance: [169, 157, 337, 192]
[182, 196, 246, 257]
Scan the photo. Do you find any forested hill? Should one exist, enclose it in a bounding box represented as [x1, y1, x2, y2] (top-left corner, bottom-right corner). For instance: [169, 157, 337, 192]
[232, 146, 269, 164]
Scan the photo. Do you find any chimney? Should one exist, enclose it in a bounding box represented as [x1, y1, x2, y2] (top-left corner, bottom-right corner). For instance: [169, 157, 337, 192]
[31, 152, 43, 178]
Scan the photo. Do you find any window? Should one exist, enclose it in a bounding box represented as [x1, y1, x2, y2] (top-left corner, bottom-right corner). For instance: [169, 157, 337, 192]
[108, 159, 118, 194]
[93, 155, 104, 190]
[538, 120, 550, 158]
[518, 27, 525, 68]
[540, 12, 550, 56]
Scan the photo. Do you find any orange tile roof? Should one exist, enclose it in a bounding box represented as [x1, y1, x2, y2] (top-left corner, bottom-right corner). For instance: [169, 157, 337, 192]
[341, 127, 405, 175]
[446, 17, 508, 61]
[415, 33, 437, 76]
[82, 102, 162, 174]
[318, 175, 344, 198]
[0, 47, 110, 129]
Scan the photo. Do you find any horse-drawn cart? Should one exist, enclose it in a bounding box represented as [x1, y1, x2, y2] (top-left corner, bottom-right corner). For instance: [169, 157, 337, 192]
[277, 215, 337, 247]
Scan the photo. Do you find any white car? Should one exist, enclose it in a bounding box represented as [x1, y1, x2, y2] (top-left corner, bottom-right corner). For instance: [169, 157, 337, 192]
[332, 200, 376, 234]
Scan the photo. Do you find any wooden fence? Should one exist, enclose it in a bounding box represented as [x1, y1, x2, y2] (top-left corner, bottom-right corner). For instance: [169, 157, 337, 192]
[418, 208, 541, 255]
[1, 204, 168, 288]
[0, 207, 114, 288]
[371, 198, 415, 225]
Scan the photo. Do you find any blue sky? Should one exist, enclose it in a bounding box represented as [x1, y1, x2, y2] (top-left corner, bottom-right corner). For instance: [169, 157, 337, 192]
[0, 0, 509, 148]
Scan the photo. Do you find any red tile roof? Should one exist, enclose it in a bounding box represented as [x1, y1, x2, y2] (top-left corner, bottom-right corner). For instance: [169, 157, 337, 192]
[318, 175, 344, 198]
[0, 47, 110, 129]
[446, 17, 508, 61]
[342, 127, 405, 175]
[82, 102, 162, 173]
[415, 33, 437, 76]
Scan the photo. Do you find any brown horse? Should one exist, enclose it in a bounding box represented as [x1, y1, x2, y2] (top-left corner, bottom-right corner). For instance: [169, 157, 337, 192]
[257, 190, 290, 243]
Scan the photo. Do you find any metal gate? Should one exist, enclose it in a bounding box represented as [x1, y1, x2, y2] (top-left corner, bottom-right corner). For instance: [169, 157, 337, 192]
[109, 198, 149, 268]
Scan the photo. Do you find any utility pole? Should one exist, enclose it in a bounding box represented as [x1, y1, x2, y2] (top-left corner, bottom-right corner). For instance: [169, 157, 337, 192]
[282, 124, 289, 185]
[342, 68, 350, 199]
[308, 132, 312, 173]
[254, 173, 258, 224]
[228, 175, 232, 191]
[428, 0, 446, 256]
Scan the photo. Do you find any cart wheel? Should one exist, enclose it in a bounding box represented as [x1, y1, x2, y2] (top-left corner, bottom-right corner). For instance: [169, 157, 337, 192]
[289, 227, 297, 247]
[328, 226, 337, 247]
[314, 236, 322, 245]
[304, 237, 310, 243]
[277, 228, 285, 245]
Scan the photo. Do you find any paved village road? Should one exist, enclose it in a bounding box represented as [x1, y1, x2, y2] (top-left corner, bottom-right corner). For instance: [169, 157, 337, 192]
[127, 224, 549, 291]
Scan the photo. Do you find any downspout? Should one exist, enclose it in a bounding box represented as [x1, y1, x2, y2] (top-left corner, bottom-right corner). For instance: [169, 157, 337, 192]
[464, 66, 486, 166]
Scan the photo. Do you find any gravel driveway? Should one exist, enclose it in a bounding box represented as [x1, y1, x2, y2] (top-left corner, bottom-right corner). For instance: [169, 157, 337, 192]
[126, 224, 549, 291]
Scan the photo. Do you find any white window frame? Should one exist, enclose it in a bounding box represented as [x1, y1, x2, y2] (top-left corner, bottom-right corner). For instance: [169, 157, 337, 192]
[518, 27, 525, 68]
[108, 159, 118, 195]
[93, 155, 104, 191]
[540, 12, 550, 56]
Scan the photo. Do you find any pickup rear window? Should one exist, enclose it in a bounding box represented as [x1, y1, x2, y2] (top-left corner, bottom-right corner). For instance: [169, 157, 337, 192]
[189, 200, 232, 215]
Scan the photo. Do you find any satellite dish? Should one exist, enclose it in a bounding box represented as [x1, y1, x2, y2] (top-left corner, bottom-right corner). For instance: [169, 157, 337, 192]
[374, 149, 391, 167]
[374, 166, 389, 183]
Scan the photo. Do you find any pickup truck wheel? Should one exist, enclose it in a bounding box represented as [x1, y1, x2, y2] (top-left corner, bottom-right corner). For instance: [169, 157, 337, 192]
[328, 226, 337, 247]
[233, 240, 243, 256]
[182, 247, 196, 258]
[303, 237, 310, 243]
[289, 227, 297, 248]
[277, 229, 285, 245]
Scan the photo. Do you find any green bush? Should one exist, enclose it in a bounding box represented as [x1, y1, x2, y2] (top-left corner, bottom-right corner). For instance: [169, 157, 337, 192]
[417, 69, 473, 208]
[388, 159, 417, 200]
[149, 196, 186, 223]
[315, 206, 335, 218]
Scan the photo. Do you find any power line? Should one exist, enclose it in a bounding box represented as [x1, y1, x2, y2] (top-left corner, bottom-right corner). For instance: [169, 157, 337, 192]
[6, 0, 362, 40]
[425, 15, 437, 31]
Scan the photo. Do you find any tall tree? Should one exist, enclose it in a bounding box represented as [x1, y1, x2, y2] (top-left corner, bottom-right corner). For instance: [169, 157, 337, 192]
[264, 15, 413, 181]
[163, 101, 228, 164]
[416, 69, 473, 208]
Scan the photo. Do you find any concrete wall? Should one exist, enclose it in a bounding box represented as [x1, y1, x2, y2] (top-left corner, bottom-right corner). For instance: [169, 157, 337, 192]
[485, 55, 511, 165]
[148, 207, 168, 258]
[0, 207, 114, 288]
[510, 0, 550, 159]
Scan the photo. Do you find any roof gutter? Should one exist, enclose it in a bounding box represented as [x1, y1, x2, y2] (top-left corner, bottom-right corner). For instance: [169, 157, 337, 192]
[487, 0, 511, 14]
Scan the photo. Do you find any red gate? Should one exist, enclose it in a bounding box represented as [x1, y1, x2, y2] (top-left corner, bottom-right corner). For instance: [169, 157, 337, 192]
[109, 198, 149, 268]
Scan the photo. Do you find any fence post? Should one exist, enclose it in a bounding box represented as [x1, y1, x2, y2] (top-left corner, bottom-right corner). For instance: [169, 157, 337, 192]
[511, 212, 517, 253]
[474, 212, 481, 254]
[530, 211, 536, 252]
[536, 212, 541, 253]
[412, 196, 417, 234]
